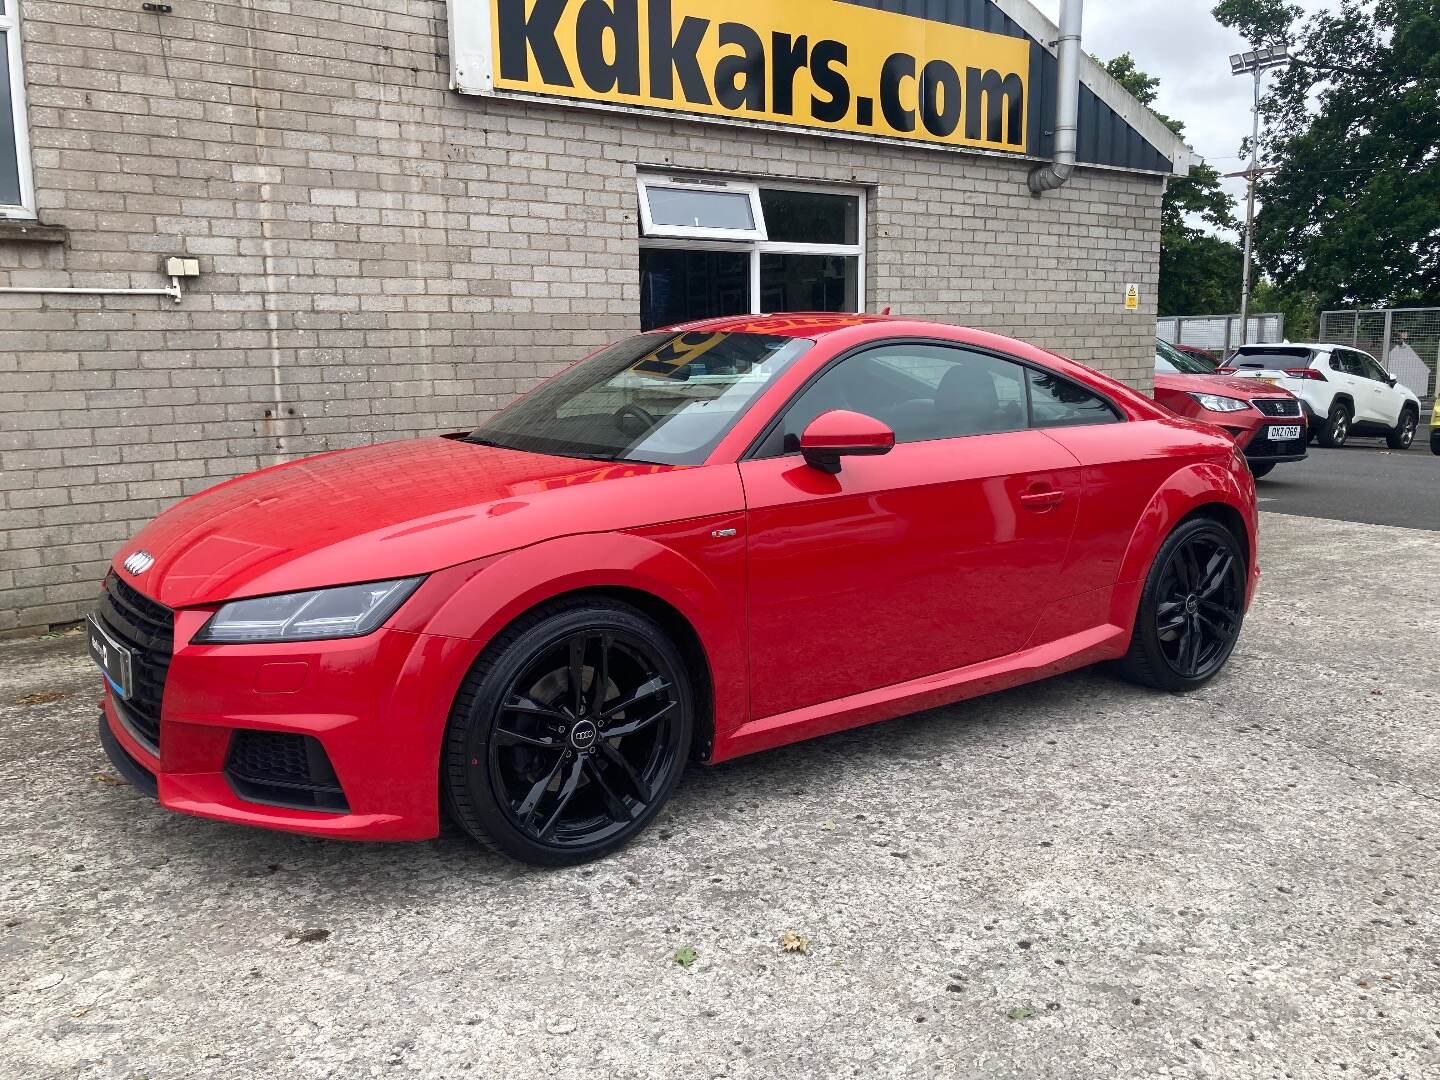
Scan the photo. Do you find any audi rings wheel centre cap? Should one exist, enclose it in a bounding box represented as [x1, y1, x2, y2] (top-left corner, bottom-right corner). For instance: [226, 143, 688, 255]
[569, 719, 598, 751]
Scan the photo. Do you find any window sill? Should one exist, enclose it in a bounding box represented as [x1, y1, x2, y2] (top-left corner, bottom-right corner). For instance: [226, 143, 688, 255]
[0, 219, 67, 244]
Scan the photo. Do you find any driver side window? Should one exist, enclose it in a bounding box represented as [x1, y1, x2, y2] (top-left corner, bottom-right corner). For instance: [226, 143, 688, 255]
[778, 344, 1028, 450]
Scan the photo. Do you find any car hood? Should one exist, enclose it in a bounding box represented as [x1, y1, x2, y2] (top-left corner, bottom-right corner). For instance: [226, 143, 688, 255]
[114, 438, 718, 608]
[1155, 372, 1297, 398]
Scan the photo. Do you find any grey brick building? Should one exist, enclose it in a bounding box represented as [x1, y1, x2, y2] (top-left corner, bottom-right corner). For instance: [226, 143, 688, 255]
[0, 0, 1193, 636]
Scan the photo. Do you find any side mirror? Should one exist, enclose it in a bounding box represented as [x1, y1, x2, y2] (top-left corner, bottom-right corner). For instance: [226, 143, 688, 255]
[1388, 374, 1398, 387]
[799, 410, 895, 474]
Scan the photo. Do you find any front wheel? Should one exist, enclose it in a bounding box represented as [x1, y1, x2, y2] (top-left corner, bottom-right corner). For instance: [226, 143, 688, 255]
[1113, 518, 1247, 692]
[443, 599, 694, 866]
[1386, 408, 1417, 450]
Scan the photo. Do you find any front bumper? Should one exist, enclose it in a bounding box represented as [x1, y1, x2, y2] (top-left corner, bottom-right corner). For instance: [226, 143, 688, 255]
[98, 620, 480, 841]
[1233, 419, 1308, 465]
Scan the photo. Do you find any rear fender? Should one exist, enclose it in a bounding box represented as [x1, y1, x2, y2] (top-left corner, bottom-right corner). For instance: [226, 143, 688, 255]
[1110, 461, 1257, 631]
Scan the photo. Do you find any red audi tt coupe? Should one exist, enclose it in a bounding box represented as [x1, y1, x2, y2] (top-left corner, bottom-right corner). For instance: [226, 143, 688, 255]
[91, 315, 1259, 865]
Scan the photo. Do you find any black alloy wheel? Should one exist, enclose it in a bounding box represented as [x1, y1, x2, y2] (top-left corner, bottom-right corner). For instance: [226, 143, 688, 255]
[1153, 531, 1246, 680]
[1114, 517, 1247, 692]
[444, 600, 693, 865]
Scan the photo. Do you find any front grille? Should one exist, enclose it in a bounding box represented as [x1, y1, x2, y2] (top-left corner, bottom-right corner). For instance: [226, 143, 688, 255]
[1253, 398, 1302, 417]
[95, 572, 173, 754]
[1247, 435, 1307, 459]
[225, 730, 349, 813]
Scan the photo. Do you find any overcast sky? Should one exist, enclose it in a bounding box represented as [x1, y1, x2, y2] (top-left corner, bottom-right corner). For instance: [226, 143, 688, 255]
[1030, 0, 1335, 231]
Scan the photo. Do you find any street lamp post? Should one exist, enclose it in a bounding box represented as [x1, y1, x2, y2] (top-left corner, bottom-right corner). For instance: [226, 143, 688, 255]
[1229, 46, 1289, 347]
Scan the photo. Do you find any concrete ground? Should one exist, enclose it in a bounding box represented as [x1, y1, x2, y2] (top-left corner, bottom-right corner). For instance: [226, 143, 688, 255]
[1257, 439, 1440, 531]
[2, 512, 1438, 1080]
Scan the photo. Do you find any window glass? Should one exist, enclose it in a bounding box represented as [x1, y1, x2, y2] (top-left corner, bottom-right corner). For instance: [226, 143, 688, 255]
[1028, 370, 1119, 427]
[758, 188, 859, 245]
[778, 345, 1028, 449]
[760, 253, 858, 314]
[468, 332, 811, 467]
[640, 248, 749, 331]
[1155, 340, 1212, 375]
[0, 30, 20, 206]
[1360, 354, 1390, 382]
[1330, 350, 1363, 376]
[644, 186, 755, 232]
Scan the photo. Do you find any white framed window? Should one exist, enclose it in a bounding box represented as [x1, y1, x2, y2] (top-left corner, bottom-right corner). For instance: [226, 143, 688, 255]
[637, 176, 766, 242]
[638, 174, 865, 331]
[0, 0, 34, 218]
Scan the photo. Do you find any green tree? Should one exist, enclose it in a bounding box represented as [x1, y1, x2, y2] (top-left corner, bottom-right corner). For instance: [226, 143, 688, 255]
[1213, 0, 1440, 308]
[1101, 54, 1242, 316]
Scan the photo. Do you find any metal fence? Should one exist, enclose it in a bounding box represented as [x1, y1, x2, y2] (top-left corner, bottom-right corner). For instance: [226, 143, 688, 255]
[1156, 313, 1286, 354]
[1319, 307, 1440, 404]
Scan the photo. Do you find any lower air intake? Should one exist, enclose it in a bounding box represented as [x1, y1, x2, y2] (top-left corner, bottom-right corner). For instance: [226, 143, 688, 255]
[225, 730, 349, 813]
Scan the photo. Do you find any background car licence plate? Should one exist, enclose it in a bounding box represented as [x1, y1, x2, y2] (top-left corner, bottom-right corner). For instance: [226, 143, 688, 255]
[86, 615, 133, 699]
[1268, 425, 1301, 440]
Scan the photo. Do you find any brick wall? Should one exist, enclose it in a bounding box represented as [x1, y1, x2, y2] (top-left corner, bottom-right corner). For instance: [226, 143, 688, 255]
[0, 0, 1164, 636]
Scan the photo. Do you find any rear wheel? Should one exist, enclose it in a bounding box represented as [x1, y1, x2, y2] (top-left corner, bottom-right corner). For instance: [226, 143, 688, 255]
[1318, 402, 1351, 448]
[1386, 407, 1417, 450]
[443, 600, 693, 866]
[1114, 518, 1247, 692]
[1248, 462, 1276, 479]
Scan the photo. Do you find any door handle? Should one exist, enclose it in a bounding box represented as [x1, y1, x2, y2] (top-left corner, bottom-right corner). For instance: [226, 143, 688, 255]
[1019, 488, 1065, 512]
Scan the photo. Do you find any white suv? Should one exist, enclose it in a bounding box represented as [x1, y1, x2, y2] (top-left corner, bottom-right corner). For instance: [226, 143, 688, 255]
[1221, 343, 1422, 450]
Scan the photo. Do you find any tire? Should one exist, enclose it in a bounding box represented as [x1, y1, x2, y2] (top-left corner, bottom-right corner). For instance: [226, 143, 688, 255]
[1318, 401, 1351, 448]
[1248, 462, 1276, 479]
[1386, 407, 1418, 450]
[442, 599, 694, 866]
[1113, 517, 1247, 693]
[1432, 428, 1440, 456]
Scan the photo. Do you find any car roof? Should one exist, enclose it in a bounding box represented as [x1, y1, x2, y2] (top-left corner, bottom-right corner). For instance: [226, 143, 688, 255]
[658, 312, 902, 338]
[1234, 342, 1367, 352]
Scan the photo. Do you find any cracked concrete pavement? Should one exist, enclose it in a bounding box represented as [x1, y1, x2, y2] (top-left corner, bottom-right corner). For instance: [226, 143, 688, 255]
[1, 512, 1438, 1079]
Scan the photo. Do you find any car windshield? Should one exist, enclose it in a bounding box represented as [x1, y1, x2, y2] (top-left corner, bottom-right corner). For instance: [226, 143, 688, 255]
[466, 331, 812, 466]
[1155, 340, 1214, 375]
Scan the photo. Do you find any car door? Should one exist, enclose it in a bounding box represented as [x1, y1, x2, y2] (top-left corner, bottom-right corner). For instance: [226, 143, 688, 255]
[1329, 349, 1375, 422]
[1358, 351, 1403, 427]
[739, 342, 1084, 721]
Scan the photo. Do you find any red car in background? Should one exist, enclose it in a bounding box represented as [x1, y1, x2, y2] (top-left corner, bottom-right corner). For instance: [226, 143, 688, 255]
[91, 316, 1260, 865]
[1154, 340, 1306, 478]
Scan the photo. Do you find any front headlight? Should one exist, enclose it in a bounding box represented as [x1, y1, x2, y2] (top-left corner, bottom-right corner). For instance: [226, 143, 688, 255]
[1189, 392, 1250, 413]
[194, 577, 424, 644]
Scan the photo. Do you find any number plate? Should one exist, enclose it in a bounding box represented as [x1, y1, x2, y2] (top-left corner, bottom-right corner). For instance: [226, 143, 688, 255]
[1258, 378, 1280, 386]
[86, 615, 133, 700]
[1267, 425, 1302, 441]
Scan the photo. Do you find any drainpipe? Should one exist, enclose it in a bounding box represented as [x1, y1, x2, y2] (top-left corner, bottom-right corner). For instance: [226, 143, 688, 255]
[1028, 0, 1084, 196]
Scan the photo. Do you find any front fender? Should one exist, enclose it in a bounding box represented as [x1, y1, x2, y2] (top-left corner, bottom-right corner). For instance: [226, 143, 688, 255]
[1111, 459, 1258, 629]
[406, 528, 748, 752]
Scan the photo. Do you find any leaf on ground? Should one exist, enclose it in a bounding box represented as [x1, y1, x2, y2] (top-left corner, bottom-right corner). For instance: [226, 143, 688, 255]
[779, 930, 811, 955]
[90, 772, 123, 786]
[1007, 1005, 1036, 1021]
[17, 691, 68, 706]
[673, 946, 697, 968]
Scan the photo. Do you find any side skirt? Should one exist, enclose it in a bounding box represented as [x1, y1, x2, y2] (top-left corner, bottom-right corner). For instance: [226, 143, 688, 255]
[712, 623, 1128, 763]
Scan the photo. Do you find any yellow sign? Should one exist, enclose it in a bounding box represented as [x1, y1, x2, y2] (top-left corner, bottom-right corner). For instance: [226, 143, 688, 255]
[1124, 284, 1140, 311]
[628, 331, 726, 378]
[467, 0, 1032, 154]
